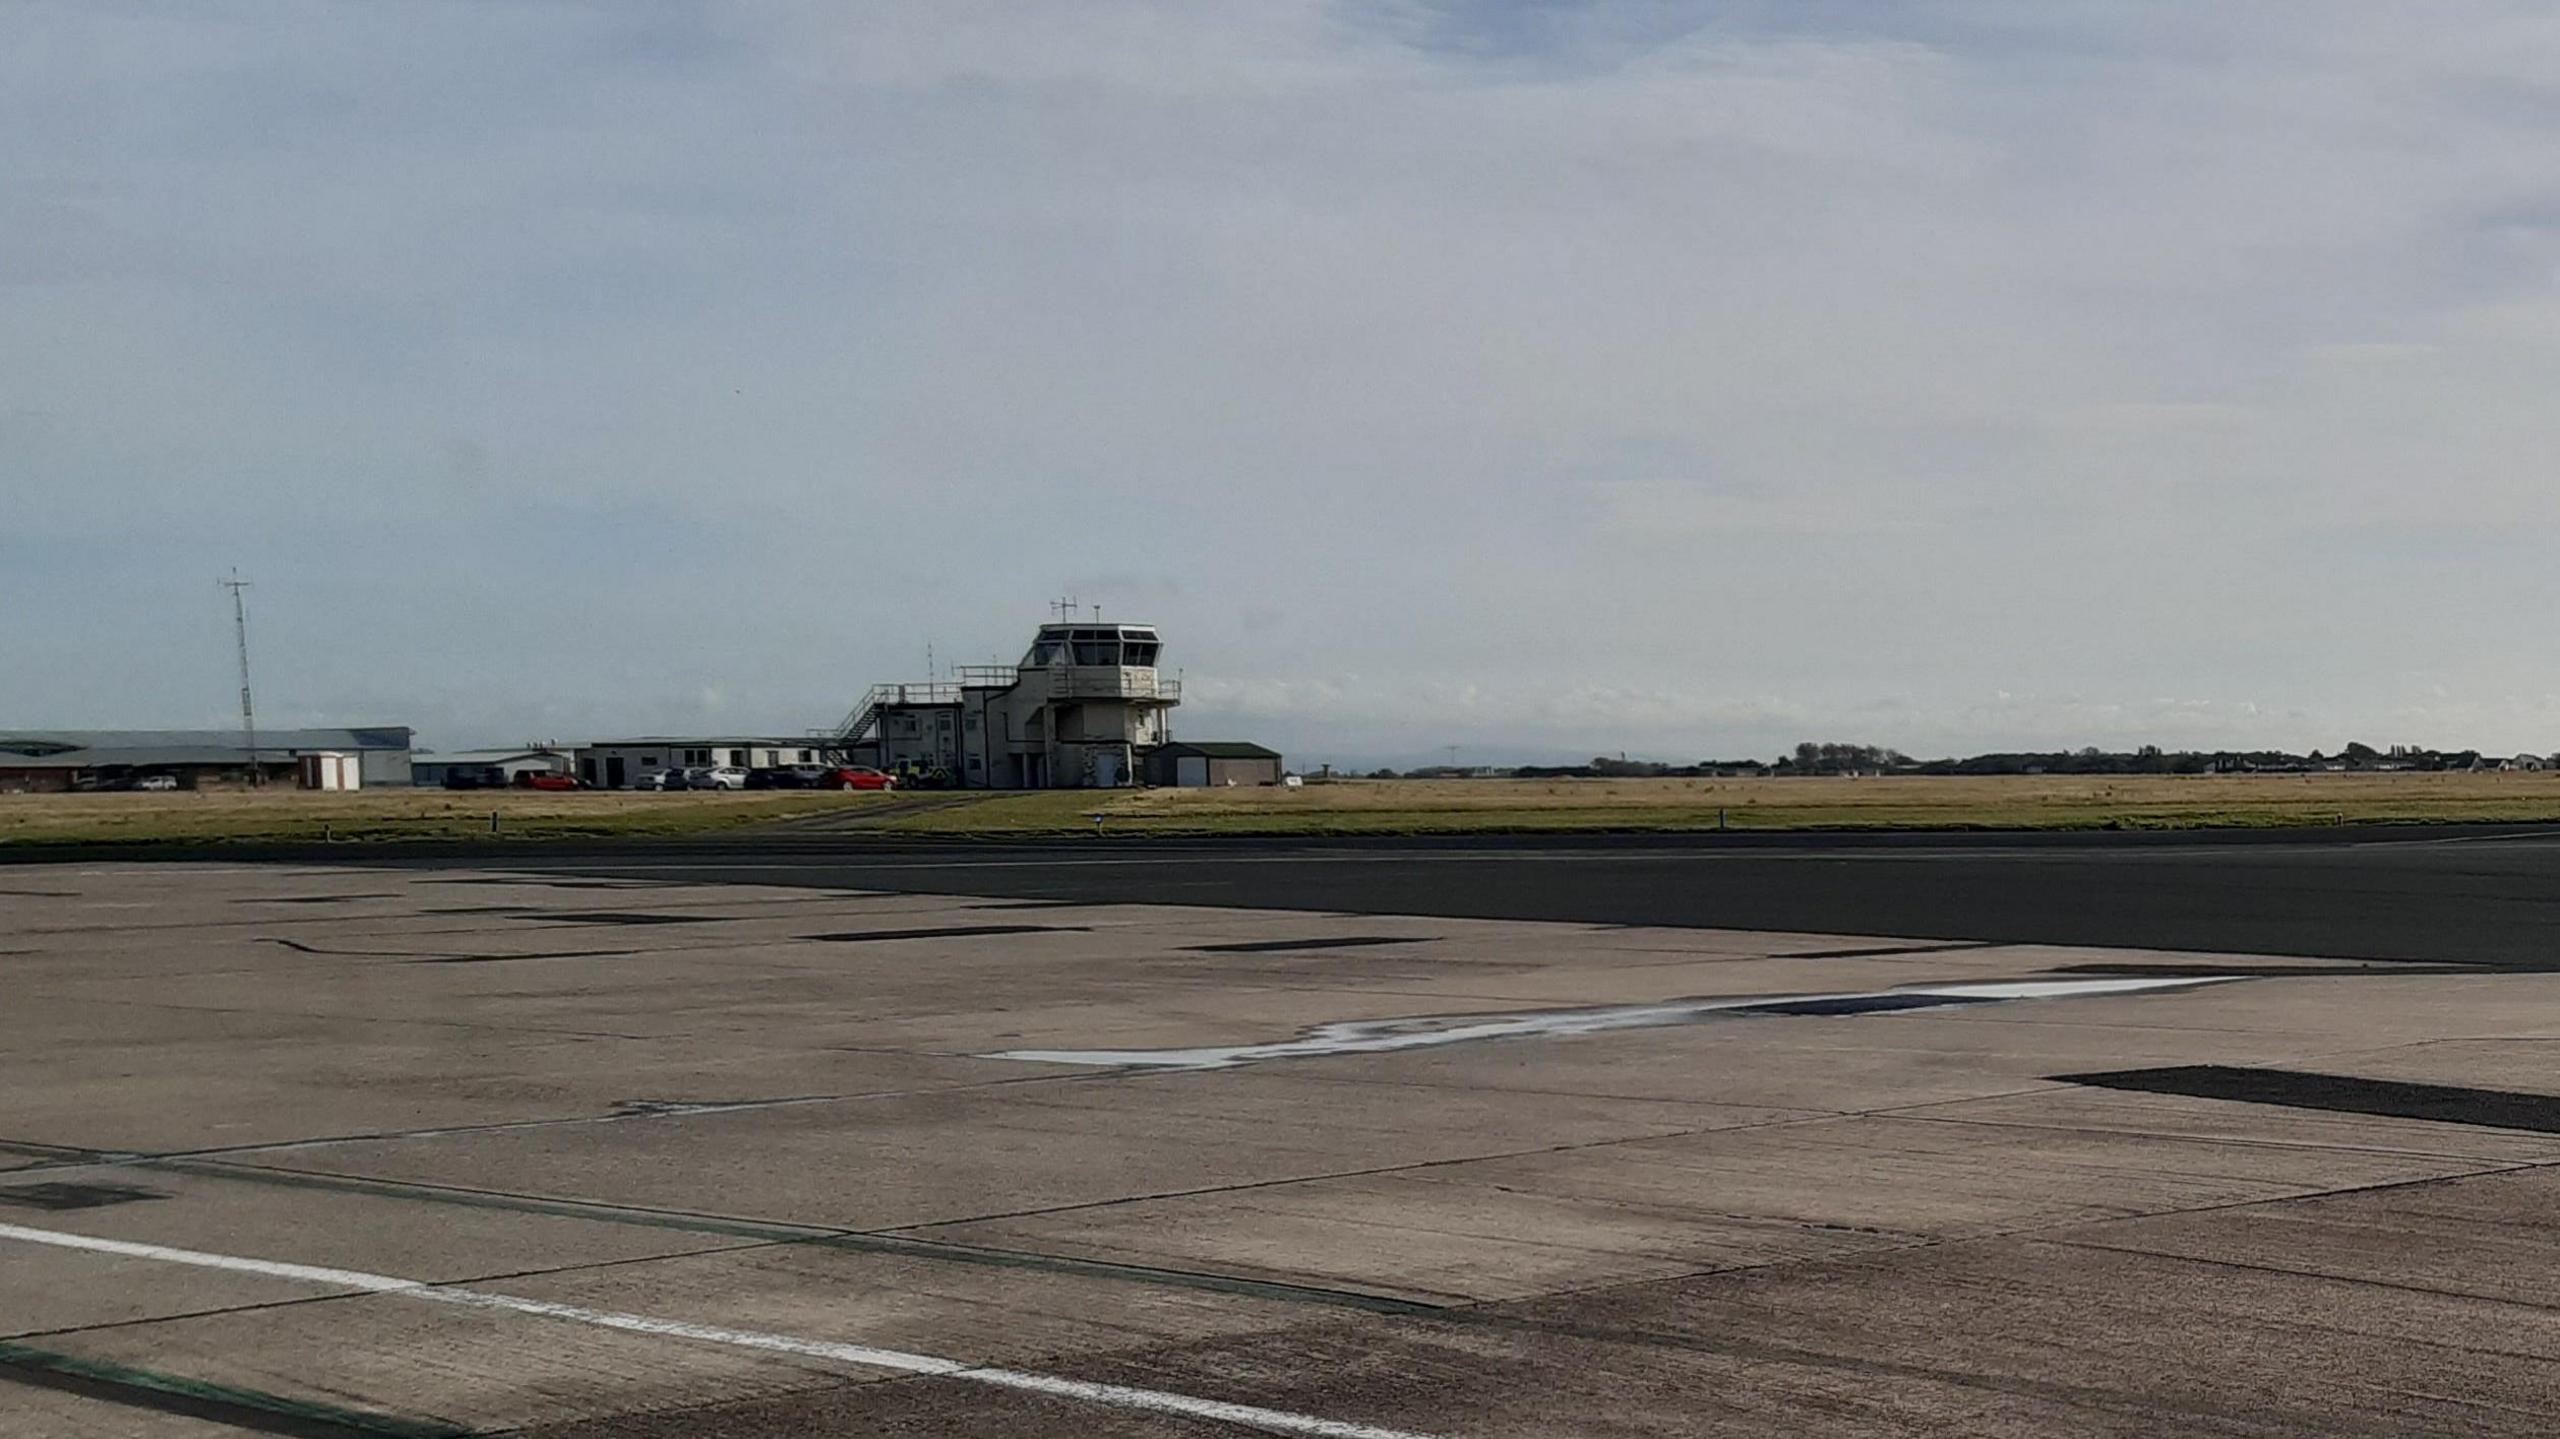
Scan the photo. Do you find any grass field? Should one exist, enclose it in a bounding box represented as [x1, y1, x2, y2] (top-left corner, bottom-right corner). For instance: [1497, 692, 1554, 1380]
[8, 773, 2560, 847]
[855, 772, 2560, 837]
[0, 788, 899, 846]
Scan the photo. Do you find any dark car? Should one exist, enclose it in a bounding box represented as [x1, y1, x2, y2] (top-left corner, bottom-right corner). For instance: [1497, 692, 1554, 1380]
[442, 765, 507, 790]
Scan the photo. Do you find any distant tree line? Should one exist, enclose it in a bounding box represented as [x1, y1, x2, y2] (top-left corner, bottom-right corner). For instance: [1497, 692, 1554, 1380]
[1358, 741, 2539, 779]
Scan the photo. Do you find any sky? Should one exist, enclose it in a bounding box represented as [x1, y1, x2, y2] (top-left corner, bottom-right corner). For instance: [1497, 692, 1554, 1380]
[8, 2, 2560, 768]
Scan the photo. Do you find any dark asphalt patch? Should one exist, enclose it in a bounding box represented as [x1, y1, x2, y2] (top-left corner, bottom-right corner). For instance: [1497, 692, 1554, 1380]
[0, 1140, 95, 1164]
[1187, 935, 1432, 953]
[1738, 993, 2003, 1018]
[418, 878, 666, 890]
[406, 949, 641, 965]
[801, 924, 1089, 943]
[1791, 941, 2002, 960]
[520, 911, 728, 926]
[2058, 1064, 2560, 1133]
[231, 894, 400, 905]
[0, 1341, 469, 1438]
[966, 899, 1090, 910]
[0, 1181, 166, 1211]
[2045, 960, 2424, 978]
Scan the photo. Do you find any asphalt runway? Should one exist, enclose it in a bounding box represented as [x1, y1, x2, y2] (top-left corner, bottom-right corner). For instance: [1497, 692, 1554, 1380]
[367, 824, 2560, 968]
[5, 834, 2560, 1436]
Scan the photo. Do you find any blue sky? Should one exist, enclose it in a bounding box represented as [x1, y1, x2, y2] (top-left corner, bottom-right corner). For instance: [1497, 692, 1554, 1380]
[9, 2, 2560, 767]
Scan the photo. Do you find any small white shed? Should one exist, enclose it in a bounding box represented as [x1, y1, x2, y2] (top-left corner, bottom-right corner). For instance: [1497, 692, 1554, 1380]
[298, 751, 363, 791]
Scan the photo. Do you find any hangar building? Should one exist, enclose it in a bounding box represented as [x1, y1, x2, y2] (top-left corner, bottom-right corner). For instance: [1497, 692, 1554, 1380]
[1143, 740, 1284, 788]
[0, 727, 415, 792]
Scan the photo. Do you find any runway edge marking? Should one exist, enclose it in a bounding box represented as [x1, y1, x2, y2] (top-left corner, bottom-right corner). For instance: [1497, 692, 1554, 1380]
[0, 1221, 1444, 1439]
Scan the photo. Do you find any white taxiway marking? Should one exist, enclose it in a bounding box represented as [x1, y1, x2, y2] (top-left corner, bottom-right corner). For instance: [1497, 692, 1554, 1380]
[989, 975, 2242, 1069]
[0, 1222, 1441, 1439]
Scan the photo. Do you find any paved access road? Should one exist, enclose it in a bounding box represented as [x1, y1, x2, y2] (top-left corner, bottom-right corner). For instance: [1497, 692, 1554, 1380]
[5, 833, 2559, 1436]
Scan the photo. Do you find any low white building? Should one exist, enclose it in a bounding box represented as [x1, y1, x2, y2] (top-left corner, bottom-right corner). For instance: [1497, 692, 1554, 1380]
[411, 748, 573, 787]
[574, 737, 826, 789]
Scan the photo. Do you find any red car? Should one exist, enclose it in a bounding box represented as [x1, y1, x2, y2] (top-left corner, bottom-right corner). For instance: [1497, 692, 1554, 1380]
[510, 770, 582, 791]
[822, 766, 897, 791]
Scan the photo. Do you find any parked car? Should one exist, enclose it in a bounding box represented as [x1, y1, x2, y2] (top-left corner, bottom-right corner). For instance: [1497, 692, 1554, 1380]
[632, 769, 676, 791]
[688, 765, 750, 791]
[820, 766, 897, 791]
[745, 766, 818, 790]
[510, 770, 580, 791]
[132, 773, 179, 791]
[441, 765, 507, 790]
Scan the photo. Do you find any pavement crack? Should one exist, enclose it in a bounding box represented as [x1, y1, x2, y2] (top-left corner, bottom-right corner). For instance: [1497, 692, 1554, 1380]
[2032, 1235, 2560, 1316]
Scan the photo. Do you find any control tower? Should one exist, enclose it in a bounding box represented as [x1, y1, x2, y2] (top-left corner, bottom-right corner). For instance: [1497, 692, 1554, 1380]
[836, 618, 1179, 788]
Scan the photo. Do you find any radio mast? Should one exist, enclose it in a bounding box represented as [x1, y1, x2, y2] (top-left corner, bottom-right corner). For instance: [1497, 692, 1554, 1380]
[218, 571, 260, 786]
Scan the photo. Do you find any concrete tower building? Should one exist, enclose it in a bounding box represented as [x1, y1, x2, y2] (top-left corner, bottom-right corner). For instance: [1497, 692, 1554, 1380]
[839, 620, 1179, 788]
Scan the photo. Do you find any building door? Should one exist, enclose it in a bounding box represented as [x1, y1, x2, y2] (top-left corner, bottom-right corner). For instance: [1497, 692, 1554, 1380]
[1176, 755, 1209, 787]
[606, 756, 626, 788]
[1092, 750, 1122, 788]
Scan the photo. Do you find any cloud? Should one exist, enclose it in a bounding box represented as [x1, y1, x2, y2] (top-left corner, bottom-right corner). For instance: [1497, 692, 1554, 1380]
[7, 2, 2560, 758]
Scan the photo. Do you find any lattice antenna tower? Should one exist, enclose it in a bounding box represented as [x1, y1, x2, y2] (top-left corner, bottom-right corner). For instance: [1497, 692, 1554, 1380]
[217, 571, 260, 786]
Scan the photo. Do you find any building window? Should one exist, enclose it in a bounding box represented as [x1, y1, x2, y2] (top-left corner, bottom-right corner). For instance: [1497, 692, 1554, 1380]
[798, 749, 813, 762]
[642, 755, 659, 767]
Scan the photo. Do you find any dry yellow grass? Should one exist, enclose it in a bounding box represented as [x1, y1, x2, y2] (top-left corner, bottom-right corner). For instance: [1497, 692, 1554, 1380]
[878, 772, 2560, 836]
[10, 772, 2560, 845]
[0, 787, 895, 845]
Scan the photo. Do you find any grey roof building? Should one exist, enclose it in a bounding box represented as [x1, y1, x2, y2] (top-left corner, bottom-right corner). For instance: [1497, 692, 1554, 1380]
[0, 727, 414, 791]
[1144, 740, 1285, 788]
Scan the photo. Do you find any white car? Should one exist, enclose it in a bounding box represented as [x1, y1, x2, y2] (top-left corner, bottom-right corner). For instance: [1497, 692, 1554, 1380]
[632, 770, 675, 791]
[687, 765, 749, 791]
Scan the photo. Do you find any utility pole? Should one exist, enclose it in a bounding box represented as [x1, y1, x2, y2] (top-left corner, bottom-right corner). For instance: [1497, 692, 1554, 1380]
[218, 571, 260, 786]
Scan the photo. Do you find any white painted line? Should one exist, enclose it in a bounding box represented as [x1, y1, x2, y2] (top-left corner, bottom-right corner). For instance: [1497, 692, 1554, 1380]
[989, 975, 2245, 1070]
[0, 1222, 1439, 1439]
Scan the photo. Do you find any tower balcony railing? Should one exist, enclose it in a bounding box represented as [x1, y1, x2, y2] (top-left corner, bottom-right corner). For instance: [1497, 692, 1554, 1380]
[955, 666, 1180, 701]
[1047, 670, 1180, 701]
